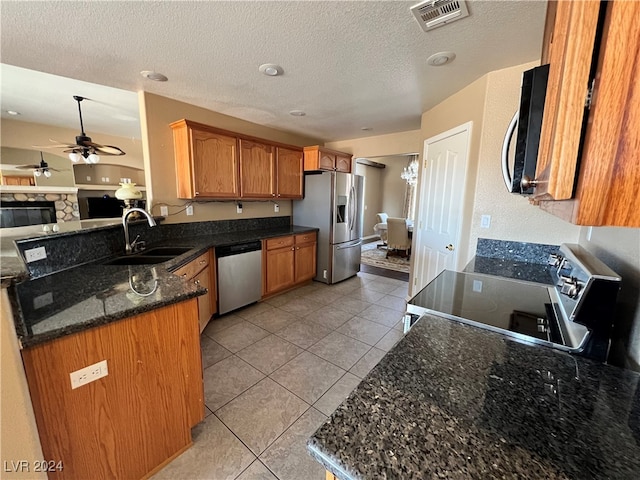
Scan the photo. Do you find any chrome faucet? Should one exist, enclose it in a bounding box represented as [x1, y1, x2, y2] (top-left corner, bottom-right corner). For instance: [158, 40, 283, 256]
[123, 208, 157, 254]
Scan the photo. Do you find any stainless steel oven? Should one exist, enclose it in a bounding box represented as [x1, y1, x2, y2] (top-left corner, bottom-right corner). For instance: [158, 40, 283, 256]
[406, 244, 621, 362]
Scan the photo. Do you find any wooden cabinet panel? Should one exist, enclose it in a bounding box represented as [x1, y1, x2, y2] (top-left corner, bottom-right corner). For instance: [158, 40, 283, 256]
[265, 245, 295, 295]
[295, 242, 316, 283]
[194, 265, 213, 333]
[335, 154, 352, 173]
[265, 235, 294, 250]
[536, 0, 640, 227]
[304, 146, 352, 173]
[21, 300, 202, 480]
[276, 147, 303, 198]
[534, 0, 601, 200]
[2, 175, 35, 186]
[239, 139, 275, 198]
[192, 129, 239, 198]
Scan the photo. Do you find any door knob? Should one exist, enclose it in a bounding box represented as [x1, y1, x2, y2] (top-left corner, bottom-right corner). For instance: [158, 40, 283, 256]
[445, 244, 454, 251]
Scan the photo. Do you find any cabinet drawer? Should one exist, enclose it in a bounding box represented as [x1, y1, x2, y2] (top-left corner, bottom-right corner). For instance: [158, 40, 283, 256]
[294, 232, 316, 245]
[265, 236, 294, 250]
[172, 251, 209, 279]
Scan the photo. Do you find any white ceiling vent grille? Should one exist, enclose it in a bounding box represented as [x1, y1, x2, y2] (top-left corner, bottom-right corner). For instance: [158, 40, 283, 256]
[410, 0, 470, 32]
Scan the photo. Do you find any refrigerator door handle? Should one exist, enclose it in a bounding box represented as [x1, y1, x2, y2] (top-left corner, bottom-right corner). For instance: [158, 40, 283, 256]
[349, 185, 356, 232]
[336, 240, 362, 250]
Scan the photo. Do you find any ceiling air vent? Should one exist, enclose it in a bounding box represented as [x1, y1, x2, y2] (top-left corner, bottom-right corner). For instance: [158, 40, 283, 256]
[410, 0, 470, 32]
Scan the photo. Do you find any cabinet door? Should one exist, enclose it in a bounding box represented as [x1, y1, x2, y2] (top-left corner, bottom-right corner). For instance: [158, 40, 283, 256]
[239, 139, 275, 198]
[335, 154, 352, 173]
[192, 129, 239, 198]
[294, 242, 316, 283]
[534, 0, 601, 200]
[265, 246, 295, 295]
[193, 266, 212, 333]
[319, 151, 336, 170]
[276, 147, 303, 199]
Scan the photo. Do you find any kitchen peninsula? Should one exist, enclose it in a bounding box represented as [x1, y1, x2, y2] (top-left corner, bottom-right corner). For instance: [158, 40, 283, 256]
[308, 314, 640, 479]
[2, 215, 318, 479]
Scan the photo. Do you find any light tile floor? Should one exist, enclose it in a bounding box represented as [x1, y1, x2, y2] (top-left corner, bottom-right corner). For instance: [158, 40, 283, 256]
[153, 271, 408, 480]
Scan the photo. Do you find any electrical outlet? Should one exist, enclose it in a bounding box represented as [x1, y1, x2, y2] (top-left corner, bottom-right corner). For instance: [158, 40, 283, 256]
[105, 177, 110, 183]
[86, 176, 91, 182]
[70, 360, 108, 389]
[101, 177, 106, 182]
[186, 205, 194, 216]
[480, 214, 491, 228]
[160, 206, 169, 216]
[274, 203, 279, 213]
[24, 246, 47, 263]
[237, 203, 243, 214]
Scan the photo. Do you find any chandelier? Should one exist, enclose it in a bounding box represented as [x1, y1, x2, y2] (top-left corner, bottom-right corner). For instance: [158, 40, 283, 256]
[401, 158, 419, 186]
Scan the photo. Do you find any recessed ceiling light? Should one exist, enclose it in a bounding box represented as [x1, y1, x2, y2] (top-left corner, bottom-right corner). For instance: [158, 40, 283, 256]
[140, 70, 168, 82]
[426, 51, 456, 66]
[361, 127, 372, 131]
[6, 110, 20, 116]
[289, 110, 306, 117]
[259, 64, 284, 76]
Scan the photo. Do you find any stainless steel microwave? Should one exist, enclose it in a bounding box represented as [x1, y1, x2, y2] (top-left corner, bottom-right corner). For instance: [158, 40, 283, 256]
[501, 64, 550, 194]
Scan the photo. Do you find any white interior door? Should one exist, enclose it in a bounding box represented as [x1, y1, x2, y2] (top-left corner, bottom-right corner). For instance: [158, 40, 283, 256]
[412, 123, 471, 295]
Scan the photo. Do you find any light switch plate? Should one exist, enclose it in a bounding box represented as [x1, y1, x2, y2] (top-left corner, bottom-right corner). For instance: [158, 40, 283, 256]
[186, 205, 194, 216]
[480, 215, 491, 229]
[24, 246, 47, 263]
[160, 206, 169, 216]
[237, 204, 243, 214]
[274, 203, 279, 213]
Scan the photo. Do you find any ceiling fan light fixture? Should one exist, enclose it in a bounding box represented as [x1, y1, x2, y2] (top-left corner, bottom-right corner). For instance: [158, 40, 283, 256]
[69, 152, 81, 163]
[43, 170, 52, 178]
[87, 153, 100, 164]
[34, 169, 42, 177]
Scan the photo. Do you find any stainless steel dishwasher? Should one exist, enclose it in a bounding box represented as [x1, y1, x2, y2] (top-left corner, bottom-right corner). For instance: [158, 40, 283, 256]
[216, 241, 263, 315]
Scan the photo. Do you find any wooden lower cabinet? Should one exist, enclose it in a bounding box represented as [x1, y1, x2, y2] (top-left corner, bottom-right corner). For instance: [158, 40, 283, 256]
[173, 249, 216, 332]
[21, 299, 204, 480]
[263, 232, 317, 297]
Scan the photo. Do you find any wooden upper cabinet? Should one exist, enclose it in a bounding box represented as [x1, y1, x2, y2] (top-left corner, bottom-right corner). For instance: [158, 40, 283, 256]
[171, 119, 303, 200]
[536, 0, 640, 227]
[276, 147, 303, 198]
[534, 0, 601, 201]
[239, 139, 275, 198]
[304, 146, 352, 173]
[171, 120, 239, 199]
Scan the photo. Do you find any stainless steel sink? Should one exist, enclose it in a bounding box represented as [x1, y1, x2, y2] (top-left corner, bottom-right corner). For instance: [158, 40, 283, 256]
[141, 246, 193, 256]
[103, 255, 175, 265]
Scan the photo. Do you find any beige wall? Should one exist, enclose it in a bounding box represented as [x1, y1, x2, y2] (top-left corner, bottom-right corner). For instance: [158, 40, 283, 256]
[0, 119, 144, 170]
[138, 92, 322, 223]
[355, 162, 383, 239]
[376, 156, 408, 219]
[325, 129, 422, 158]
[419, 74, 488, 268]
[578, 226, 640, 371]
[1, 289, 46, 479]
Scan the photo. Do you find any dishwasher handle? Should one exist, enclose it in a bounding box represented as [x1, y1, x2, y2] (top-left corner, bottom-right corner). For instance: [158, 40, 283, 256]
[215, 241, 262, 258]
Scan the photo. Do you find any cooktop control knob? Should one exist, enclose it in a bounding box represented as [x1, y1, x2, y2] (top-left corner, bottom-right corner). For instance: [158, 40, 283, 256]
[559, 276, 581, 298]
[547, 253, 563, 267]
[558, 259, 573, 277]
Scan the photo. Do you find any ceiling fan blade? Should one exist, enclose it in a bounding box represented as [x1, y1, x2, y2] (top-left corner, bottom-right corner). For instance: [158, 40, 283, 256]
[32, 143, 77, 149]
[14, 164, 40, 170]
[92, 144, 126, 156]
[62, 148, 85, 154]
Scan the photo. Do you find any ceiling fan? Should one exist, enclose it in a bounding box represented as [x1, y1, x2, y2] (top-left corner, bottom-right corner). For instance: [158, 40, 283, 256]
[14, 152, 67, 178]
[34, 95, 126, 164]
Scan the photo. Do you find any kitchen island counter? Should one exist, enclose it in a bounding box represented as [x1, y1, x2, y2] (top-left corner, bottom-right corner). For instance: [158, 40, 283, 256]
[308, 314, 640, 480]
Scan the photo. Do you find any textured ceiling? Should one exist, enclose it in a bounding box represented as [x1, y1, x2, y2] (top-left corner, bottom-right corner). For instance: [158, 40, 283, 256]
[0, 0, 547, 142]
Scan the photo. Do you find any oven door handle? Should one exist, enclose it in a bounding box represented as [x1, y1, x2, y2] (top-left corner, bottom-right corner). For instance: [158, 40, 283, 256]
[501, 110, 518, 192]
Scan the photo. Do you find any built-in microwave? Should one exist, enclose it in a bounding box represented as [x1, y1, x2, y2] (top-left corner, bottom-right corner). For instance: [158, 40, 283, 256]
[501, 64, 549, 194]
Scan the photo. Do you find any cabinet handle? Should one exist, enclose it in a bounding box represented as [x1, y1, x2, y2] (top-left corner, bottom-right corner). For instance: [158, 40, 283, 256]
[272, 193, 276, 197]
[296, 247, 300, 250]
[195, 192, 200, 196]
[520, 175, 541, 189]
[194, 279, 200, 285]
[200, 260, 206, 264]
[182, 273, 188, 278]
[291, 247, 295, 251]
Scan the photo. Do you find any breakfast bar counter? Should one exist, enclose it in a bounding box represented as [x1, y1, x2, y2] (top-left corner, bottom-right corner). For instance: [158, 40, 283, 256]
[308, 314, 640, 479]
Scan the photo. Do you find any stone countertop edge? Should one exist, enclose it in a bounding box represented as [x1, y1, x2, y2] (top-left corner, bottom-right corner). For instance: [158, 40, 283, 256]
[307, 314, 640, 480]
[10, 225, 318, 348]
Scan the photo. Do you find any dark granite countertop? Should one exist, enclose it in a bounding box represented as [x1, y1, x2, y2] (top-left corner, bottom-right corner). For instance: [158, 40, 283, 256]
[464, 255, 555, 285]
[7, 224, 317, 347]
[308, 314, 640, 480]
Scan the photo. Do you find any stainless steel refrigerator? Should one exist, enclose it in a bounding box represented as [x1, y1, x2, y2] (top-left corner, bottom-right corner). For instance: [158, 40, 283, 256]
[293, 171, 364, 284]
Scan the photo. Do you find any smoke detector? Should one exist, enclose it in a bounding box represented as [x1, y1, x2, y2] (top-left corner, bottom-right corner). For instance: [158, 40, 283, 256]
[410, 0, 470, 32]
